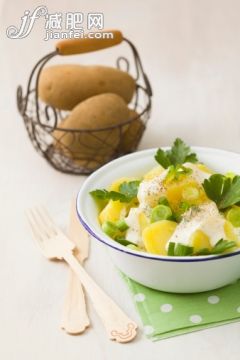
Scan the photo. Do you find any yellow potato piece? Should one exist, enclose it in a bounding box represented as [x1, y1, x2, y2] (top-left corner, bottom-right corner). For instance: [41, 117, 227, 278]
[166, 179, 208, 212]
[144, 165, 164, 181]
[143, 220, 177, 255]
[191, 230, 211, 252]
[109, 177, 134, 192]
[99, 200, 127, 224]
[224, 220, 239, 244]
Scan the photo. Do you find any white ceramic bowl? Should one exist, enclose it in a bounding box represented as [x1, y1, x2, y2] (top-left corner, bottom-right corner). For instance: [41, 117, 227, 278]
[77, 147, 240, 293]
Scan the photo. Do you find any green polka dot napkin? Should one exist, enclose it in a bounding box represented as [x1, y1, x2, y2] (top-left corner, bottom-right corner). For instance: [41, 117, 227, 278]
[121, 273, 240, 341]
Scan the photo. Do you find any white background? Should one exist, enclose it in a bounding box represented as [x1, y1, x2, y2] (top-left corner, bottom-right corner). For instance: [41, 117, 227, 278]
[1, 1, 240, 359]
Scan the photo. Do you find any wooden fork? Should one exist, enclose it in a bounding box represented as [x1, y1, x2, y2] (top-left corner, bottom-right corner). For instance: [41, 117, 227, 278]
[26, 206, 137, 343]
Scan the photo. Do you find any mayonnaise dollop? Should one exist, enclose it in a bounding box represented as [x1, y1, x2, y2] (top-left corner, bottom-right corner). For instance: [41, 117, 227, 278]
[137, 169, 168, 215]
[166, 202, 226, 249]
[125, 208, 143, 245]
[126, 163, 213, 248]
[184, 162, 211, 183]
[137, 163, 210, 215]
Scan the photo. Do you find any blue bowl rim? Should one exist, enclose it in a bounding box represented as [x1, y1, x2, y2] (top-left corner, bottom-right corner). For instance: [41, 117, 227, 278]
[76, 146, 240, 263]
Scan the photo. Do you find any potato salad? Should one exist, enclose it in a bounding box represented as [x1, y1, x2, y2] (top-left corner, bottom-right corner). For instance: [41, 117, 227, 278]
[90, 139, 240, 256]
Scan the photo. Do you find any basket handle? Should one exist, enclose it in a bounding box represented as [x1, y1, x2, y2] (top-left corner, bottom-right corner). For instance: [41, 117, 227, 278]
[56, 30, 123, 56]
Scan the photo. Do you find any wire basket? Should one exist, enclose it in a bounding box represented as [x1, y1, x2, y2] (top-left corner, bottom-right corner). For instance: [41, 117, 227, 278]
[17, 30, 152, 175]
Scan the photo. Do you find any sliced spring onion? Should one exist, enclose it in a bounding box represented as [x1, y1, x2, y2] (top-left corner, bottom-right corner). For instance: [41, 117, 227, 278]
[115, 238, 136, 246]
[158, 196, 169, 206]
[150, 205, 172, 223]
[211, 239, 236, 254]
[179, 201, 191, 212]
[182, 186, 199, 202]
[115, 219, 129, 231]
[226, 207, 240, 227]
[167, 242, 193, 256]
[194, 248, 211, 256]
[127, 244, 142, 251]
[102, 221, 119, 238]
[167, 242, 175, 256]
[194, 239, 236, 256]
[174, 243, 194, 256]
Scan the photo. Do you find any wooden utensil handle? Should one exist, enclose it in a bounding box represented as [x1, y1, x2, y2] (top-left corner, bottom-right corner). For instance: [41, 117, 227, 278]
[61, 269, 90, 334]
[56, 30, 123, 55]
[61, 200, 90, 334]
[64, 252, 137, 343]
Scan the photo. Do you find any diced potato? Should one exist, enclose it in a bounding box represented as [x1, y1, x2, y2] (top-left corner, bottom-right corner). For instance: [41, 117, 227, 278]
[224, 220, 239, 243]
[143, 220, 177, 255]
[144, 165, 164, 181]
[99, 177, 138, 225]
[109, 177, 134, 191]
[191, 230, 211, 251]
[166, 179, 208, 212]
[196, 164, 214, 174]
[99, 200, 127, 224]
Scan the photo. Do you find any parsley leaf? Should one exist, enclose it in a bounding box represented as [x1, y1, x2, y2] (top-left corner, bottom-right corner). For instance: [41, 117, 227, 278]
[194, 248, 212, 256]
[155, 138, 198, 168]
[169, 138, 198, 165]
[119, 180, 140, 199]
[203, 174, 240, 209]
[90, 189, 128, 202]
[90, 180, 141, 203]
[154, 149, 171, 168]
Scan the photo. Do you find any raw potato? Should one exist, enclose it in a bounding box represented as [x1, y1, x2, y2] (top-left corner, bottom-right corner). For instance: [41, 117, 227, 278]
[53, 93, 130, 168]
[120, 110, 145, 153]
[39, 64, 136, 110]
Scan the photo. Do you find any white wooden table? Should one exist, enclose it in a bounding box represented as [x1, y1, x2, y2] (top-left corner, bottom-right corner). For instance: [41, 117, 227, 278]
[1, 1, 240, 359]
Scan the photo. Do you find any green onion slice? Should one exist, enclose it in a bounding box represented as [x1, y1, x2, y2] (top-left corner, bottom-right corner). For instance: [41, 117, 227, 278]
[226, 207, 240, 227]
[150, 205, 172, 223]
[102, 221, 119, 238]
[115, 219, 129, 231]
[167, 242, 175, 256]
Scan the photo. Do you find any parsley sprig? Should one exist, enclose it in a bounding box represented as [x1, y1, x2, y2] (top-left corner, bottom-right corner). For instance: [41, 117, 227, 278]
[165, 164, 193, 183]
[203, 174, 240, 209]
[90, 180, 140, 203]
[155, 138, 198, 169]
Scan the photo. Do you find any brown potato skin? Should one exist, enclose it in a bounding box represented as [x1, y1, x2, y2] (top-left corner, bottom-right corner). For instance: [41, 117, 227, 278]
[38, 64, 136, 110]
[53, 93, 130, 163]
